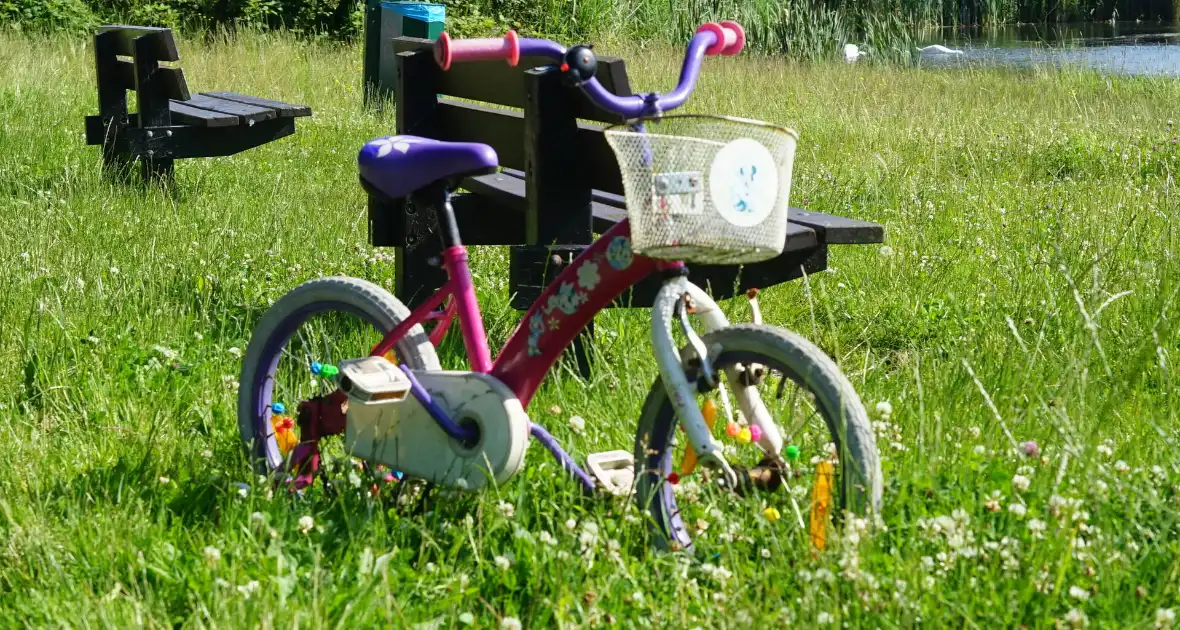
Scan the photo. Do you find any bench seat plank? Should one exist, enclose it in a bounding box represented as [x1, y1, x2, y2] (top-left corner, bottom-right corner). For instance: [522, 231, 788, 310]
[200, 92, 312, 117]
[787, 210, 885, 244]
[462, 171, 818, 253]
[168, 101, 238, 127]
[497, 168, 882, 246]
[181, 94, 277, 124]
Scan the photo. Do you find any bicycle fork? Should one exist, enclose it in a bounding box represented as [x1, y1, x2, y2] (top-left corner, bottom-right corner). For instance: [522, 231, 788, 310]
[649, 276, 785, 486]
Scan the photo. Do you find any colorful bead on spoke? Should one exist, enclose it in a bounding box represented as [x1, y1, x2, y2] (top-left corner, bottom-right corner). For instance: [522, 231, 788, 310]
[271, 415, 298, 455]
[785, 444, 800, 460]
[310, 361, 323, 375]
[271, 402, 286, 414]
[725, 422, 741, 438]
[320, 364, 339, 378]
[679, 399, 718, 476]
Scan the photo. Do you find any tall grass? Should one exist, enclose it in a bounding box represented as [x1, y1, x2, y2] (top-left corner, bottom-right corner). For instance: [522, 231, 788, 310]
[448, 0, 1170, 62]
[3, 29, 1180, 627]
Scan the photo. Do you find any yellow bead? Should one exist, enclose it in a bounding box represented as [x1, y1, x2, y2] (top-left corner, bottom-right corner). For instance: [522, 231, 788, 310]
[737, 428, 752, 444]
[763, 506, 781, 523]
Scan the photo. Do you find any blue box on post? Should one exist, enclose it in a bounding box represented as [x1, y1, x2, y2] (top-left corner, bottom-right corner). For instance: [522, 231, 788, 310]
[363, 1, 445, 107]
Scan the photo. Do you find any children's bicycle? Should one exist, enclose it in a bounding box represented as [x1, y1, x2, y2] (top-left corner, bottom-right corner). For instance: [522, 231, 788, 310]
[237, 22, 882, 552]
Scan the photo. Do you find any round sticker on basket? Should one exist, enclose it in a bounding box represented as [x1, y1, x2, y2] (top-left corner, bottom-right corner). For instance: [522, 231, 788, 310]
[708, 138, 779, 228]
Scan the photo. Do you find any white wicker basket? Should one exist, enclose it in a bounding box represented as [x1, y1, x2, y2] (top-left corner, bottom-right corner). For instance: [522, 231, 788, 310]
[604, 115, 798, 265]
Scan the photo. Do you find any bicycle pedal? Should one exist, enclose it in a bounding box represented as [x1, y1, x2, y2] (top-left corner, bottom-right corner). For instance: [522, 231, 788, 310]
[585, 450, 635, 497]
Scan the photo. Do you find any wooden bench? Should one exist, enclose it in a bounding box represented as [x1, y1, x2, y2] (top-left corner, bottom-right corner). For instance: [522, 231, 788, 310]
[84, 25, 312, 185]
[372, 36, 884, 376]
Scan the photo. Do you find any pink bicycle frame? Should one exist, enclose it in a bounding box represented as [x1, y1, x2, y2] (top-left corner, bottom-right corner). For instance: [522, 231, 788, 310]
[370, 219, 678, 407]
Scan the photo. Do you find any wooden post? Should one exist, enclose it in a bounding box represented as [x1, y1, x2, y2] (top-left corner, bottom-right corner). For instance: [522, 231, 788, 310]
[392, 49, 447, 310]
[133, 33, 174, 184]
[523, 67, 596, 378]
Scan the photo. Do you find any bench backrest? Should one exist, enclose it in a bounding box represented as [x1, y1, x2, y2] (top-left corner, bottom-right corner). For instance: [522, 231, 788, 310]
[389, 36, 633, 247]
[94, 25, 191, 128]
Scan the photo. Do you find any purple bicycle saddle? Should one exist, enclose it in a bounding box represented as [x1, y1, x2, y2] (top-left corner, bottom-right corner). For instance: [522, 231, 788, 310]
[358, 136, 499, 199]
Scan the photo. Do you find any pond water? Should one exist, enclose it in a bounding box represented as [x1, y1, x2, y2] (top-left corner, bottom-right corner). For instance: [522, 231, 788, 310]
[913, 21, 1180, 77]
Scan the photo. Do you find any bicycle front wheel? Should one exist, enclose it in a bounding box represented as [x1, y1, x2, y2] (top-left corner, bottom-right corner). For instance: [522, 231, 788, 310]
[633, 324, 882, 553]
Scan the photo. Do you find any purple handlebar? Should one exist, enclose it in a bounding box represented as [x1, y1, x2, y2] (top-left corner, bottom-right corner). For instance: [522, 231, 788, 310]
[436, 22, 745, 119]
[577, 33, 713, 118]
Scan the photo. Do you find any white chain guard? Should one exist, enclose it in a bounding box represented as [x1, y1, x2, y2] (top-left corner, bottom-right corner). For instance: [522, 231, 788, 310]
[344, 370, 530, 491]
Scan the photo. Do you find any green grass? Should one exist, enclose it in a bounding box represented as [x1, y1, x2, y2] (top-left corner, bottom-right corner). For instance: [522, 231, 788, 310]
[3, 29, 1180, 628]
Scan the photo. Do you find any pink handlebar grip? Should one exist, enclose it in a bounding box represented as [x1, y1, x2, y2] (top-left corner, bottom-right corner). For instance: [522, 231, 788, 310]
[434, 31, 521, 71]
[695, 21, 745, 56]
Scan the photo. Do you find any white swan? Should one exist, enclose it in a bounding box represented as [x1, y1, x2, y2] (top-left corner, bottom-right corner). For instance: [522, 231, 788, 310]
[916, 44, 964, 55]
[843, 43, 867, 63]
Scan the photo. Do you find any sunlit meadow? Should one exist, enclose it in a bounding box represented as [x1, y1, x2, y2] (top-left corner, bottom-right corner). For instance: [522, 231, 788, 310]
[1, 28, 1180, 628]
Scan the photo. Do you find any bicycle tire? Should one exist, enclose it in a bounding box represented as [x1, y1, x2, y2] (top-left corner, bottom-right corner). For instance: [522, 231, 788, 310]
[633, 323, 882, 551]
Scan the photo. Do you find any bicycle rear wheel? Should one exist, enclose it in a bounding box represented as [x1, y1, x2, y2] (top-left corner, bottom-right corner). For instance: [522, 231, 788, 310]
[633, 324, 882, 552]
[237, 276, 440, 479]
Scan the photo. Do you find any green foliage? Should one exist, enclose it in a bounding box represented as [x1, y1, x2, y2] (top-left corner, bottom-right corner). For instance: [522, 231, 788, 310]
[1, 0, 1174, 50]
[0, 0, 95, 32]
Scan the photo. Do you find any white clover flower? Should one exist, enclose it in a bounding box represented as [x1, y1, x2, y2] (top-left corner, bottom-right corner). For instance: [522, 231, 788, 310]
[203, 546, 221, 565]
[228, 347, 242, 359]
[565, 518, 577, 531]
[1114, 460, 1130, 474]
[1012, 474, 1031, 492]
[1069, 585, 1090, 601]
[1027, 518, 1047, 538]
[497, 501, 515, 519]
[1156, 608, 1175, 629]
[1064, 608, 1089, 628]
[494, 555, 512, 571]
[458, 612, 475, 625]
[761, 548, 771, 559]
[1009, 503, 1027, 518]
[159, 476, 171, 485]
[298, 515, 315, 534]
[875, 401, 893, 418]
[817, 612, 834, 625]
[539, 530, 555, 545]
[974, 445, 987, 455]
[250, 512, 265, 527]
[1097, 444, 1113, 457]
[500, 617, 523, 630]
[568, 416, 586, 434]
[237, 580, 260, 598]
[969, 426, 981, 439]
